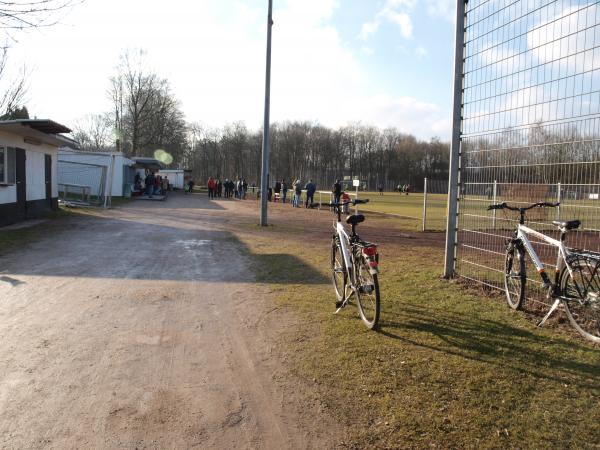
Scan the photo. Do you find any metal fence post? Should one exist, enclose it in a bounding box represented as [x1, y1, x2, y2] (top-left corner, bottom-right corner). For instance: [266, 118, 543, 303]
[443, 0, 467, 279]
[422, 177, 428, 231]
[556, 182, 561, 221]
[492, 180, 497, 229]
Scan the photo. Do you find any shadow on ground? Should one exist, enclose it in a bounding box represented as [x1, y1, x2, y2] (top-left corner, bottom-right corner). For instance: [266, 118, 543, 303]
[378, 302, 600, 388]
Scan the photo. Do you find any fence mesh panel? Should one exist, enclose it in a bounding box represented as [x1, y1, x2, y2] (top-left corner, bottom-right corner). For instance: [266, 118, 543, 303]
[58, 161, 107, 204]
[456, 0, 600, 307]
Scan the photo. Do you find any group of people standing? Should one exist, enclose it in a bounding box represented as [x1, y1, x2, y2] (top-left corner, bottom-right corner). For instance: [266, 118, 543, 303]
[397, 184, 411, 195]
[135, 171, 168, 198]
[206, 177, 248, 199]
[271, 179, 317, 208]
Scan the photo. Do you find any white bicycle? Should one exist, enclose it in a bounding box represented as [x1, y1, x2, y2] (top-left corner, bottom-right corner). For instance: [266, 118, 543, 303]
[489, 201, 600, 343]
[314, 198, 381, 330]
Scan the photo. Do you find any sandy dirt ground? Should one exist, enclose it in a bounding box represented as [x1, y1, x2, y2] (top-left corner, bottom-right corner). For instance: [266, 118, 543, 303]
[0, 193, 341, 450]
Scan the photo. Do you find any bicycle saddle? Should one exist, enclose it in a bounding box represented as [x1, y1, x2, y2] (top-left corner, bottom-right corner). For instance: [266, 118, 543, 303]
[346, 214, 365, 225]
[552, 220, 581, 230]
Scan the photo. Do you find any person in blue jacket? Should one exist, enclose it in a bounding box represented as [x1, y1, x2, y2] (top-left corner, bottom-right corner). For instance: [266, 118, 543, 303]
[304, 179, 317, 208]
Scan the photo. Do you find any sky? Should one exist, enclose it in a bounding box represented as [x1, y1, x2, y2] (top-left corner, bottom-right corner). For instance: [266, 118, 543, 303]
[5, 0, 457, 140]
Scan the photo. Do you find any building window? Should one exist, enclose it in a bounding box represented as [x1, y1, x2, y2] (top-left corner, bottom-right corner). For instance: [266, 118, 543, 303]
[0, 147, 16, 185]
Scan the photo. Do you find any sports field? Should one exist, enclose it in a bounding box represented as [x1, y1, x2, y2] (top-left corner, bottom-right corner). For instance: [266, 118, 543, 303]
[355, 191, 448, 230]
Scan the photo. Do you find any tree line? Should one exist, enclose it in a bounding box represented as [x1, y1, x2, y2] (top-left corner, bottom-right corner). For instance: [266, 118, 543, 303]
[185, 122, 449, 191]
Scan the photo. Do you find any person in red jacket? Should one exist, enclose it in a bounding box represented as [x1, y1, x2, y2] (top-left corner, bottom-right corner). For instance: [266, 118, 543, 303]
[207, 177, 216, 198]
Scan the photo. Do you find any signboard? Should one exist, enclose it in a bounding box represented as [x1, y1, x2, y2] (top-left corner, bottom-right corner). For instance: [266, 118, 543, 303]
[353, 179, 360, 187]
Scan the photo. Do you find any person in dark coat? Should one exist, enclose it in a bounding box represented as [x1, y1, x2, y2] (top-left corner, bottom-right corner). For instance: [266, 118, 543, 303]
[304, 179, 316, 208]
[332, 179, 342, 204]
[145, 172, 155, 198]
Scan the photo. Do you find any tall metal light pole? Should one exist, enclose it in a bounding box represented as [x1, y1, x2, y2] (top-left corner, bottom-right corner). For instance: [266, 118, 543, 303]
[260, 0, 273, 226]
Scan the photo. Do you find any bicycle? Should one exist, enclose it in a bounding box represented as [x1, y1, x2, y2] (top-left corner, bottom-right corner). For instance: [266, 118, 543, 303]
[313, 199, 381, 329]
[488, 201, 600, 343]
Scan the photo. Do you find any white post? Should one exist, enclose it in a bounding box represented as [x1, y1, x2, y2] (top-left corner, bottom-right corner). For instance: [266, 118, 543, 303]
[104, 154, 116, 208]
[492, 180, 497, 229]
[422, 177, 428, 231]
[355, 179, 359, 215]
[556, 182, 561, 221]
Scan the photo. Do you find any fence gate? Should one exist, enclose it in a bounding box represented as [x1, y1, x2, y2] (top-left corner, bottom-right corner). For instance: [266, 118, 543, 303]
[445, 0, 600, 307]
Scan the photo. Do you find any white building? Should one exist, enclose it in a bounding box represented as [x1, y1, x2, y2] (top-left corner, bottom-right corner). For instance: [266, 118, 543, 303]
[0, 119, 74, 227]
[155, 169, 191, 190]
[58, 149, 136, 198]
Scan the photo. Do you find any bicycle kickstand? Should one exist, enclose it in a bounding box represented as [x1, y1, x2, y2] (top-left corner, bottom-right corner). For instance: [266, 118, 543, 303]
[538, 298, 561, 327]
[335, 287, 355, 314]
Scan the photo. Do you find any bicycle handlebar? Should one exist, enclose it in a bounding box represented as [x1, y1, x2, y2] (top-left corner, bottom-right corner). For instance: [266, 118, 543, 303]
[487, 201, 560, 211]
[310, 199, 370, 208]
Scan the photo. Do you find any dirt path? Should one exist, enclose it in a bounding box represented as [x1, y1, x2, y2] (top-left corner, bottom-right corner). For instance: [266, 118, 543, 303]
[0, 194, 338, 450]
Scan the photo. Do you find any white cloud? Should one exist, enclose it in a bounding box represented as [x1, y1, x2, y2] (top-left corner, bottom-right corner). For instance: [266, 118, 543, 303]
[359, 0, 415, 41]
[383, 11, 413, 39]
[338, 94, 449, 138]
[425, 0, 455, 22]
[361, 46, 375, 55]
[358, 21, 379, 40]
[7, 0, 448, 140]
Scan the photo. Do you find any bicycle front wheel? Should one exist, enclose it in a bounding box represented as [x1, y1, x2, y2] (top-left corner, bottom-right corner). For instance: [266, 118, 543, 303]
[331, 236, 347, 302]
[355, 256, 380, 330]
[560, 256, 600, 343]
[504, 241, 526, 310]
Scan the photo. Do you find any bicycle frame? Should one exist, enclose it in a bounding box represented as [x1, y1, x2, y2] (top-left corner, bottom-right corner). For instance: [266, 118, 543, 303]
[516, 223, 578, 326]
[335, 220, 354, 275]
[516, 224, 573, 285]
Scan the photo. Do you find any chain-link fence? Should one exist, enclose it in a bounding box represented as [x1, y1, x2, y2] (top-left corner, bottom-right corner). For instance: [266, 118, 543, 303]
[446, 0, 600, 308]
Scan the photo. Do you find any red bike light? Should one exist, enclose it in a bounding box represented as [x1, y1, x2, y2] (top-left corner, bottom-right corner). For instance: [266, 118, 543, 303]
[362, 245, 377, 257]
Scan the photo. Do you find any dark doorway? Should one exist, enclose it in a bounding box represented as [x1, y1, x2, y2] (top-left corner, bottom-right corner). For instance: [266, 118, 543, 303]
[45, 154, 52, 207]
[15, 148, 26, 219]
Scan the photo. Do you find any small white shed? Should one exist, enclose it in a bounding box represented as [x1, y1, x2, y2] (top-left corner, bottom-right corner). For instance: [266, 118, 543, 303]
[156, 169, 189, 190]
[0, 119, 73, 227]
[58, 149, 135, 198]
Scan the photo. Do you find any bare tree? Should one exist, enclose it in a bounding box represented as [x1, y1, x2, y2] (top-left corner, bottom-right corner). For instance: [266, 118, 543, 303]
[0, 0, 80, 31]
[0, 46, 27, 117]
[0, 0, 83, 118]
[108, 49, 187, 160]
[72, 113, 112, 151]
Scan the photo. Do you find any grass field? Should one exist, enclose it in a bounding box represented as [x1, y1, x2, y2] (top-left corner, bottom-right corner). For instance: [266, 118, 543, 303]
[356, 191, 448, 230]
[227, 204, 600, 449]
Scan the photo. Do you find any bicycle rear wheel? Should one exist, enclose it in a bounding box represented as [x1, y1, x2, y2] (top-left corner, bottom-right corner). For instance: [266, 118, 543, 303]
[331, 236, 347, 302]
[560, 256, 600, 343]
[504, 241, 526, 310]
[355, 256, 380, 330]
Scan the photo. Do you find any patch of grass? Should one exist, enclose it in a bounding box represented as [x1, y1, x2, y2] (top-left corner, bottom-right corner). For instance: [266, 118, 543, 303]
[231, 215, 600, 449]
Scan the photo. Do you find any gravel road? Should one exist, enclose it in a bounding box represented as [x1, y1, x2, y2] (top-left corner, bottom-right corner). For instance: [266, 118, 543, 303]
[0, 194, 337, 450]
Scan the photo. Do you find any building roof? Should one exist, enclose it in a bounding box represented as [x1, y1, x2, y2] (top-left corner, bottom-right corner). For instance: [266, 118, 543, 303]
[131, 157, 166, 170]
[0, 119, 71, 134]
[0, 119, 74, 148]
